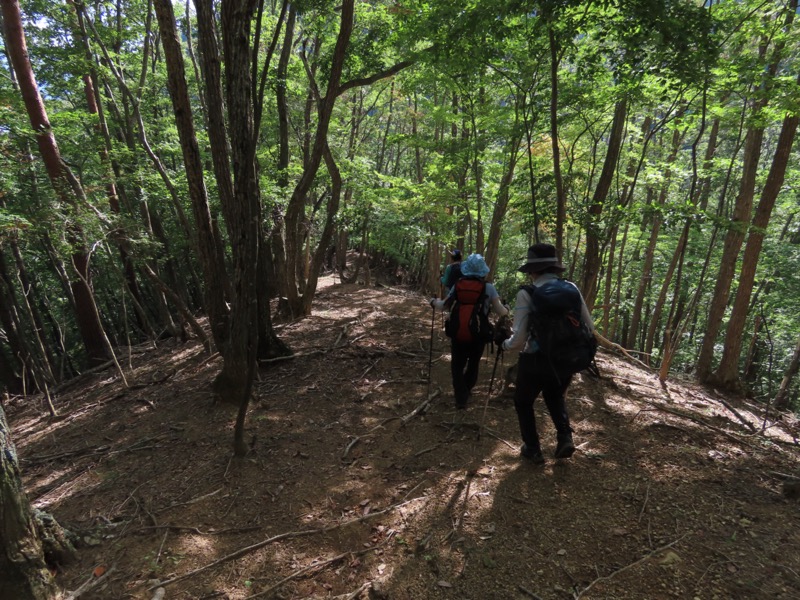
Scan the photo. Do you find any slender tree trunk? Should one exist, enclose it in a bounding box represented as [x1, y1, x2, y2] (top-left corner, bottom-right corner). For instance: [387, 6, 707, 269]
[696, 2, 796, 382]
[1, 0, 109, 365]
[484, 131, 522, 280]
[301, 142, 343, 314]
[696, 127, 765, 382]
[1, 242, 56, 388]
[646, 113, 720, 361]
[713, 109, 799, 388]
[183, 0, 207, 124]
[549, 26, 566, 256]
[267, 4, 295, 304]
[582, 98, 627, 307]
[469, 89, 485, 254]
[627, 125, 684, 352]
[68, 0, 151, 338]
[284, 0, 354, 316]
[775, 334, 800, 411]
[193, 0, 235, 235]
[153, 0, 229, 352]
[213, 0, 262, 455]
[599, 223, 617, 337]
[0, 248, 27, 392]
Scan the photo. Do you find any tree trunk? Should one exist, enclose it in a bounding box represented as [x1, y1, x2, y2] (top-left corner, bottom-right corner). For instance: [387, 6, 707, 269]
[153, 0, 230, 353]
[2, 0, 109, 365]
[0, 405, 58, 600]
[696, 124, 764, 382]
[192, 0, 235, 237]
[68, 0, 151, 339]
[582, 98, 627, 307]
[696, 2, 796, 382]
[647, 113, 720, 362]
[713, 109, 799, 388]
[484, 129, 522, 280]
[0, 248, 26, 392]
[300, 143, 343, 314]
[284, 0, 354, 317]
[0, 242, 56, 390]
[549, 26, 566, 256]
[627, 125, 684, 352]
[212, 0, 263, 455]
[774, 333, 800, 411]
[743, 314, 763, 383]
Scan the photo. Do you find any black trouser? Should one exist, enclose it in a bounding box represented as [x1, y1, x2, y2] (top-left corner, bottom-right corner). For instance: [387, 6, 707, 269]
[450, 339, 486, 406]
[513, 352, 573, 451]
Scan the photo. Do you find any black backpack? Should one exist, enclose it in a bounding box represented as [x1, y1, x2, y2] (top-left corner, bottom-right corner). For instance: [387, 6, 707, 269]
[523, 280, 597, 375]
[445, 277, 493, 344]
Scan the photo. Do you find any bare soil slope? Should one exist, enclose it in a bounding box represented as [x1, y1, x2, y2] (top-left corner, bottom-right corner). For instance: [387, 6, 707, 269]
[8, 277, 800, 600]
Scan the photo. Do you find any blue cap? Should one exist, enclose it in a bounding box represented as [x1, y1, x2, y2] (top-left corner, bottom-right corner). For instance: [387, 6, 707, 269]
[460, 253, 490, 278]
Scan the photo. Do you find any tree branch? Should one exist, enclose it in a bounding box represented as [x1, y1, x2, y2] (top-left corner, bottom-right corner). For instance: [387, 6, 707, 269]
[337, 59, 415, 97]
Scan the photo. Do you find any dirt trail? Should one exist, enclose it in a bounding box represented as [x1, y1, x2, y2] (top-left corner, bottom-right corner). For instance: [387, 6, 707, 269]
[8, 277, 800, 599]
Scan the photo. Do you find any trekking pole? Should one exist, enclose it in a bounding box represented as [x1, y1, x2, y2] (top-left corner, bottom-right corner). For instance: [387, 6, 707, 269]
[478, 344, 502, 441]
[426, 305, 436, 398]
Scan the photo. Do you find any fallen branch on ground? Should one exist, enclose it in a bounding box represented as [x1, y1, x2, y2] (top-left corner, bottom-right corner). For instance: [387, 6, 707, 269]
[332, 581, 373, 600]
[636, 397, 761, 450]
[342, 389, 441, 459]
[519, 585, 544, 599]
[149, 496, 426, 591]
[65, 565, 116, 600]
[712, 394, 757, 433]
[133, 524, 261, 536]
[401, 388, 441, 424]
[342, 417, 401, 460]
[481, 427, 516, 449]
[23, 436, 161, 465]
[613, 376, 664, 392]
[574, 534, 688, 599]
[155, 488, 223, 513]
[595, 333, 653, 371]
[258, 349, 324, 364]
[246, 539, 389, 599]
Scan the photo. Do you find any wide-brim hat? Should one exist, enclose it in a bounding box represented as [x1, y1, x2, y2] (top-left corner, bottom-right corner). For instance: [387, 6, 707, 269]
[461, 253, 490, 278]
[517, 249, 566, 273]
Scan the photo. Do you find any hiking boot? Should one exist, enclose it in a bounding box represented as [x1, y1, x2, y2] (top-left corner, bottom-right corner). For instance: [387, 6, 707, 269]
[554, 433, 575, 459]
[520, 444, 545, 464]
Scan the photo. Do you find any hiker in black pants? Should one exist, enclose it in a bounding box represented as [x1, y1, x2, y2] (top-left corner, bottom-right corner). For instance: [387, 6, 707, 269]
[431, 254, 509, 409]
[501, 243, 595, 463]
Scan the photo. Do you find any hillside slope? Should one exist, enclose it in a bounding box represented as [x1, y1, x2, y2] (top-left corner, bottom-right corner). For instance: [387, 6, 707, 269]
[7, 277, 800, 600]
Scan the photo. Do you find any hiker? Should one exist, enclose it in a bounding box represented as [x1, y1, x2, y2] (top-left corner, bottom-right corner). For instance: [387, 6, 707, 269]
[440, 249, 463, 296]
[499, 243, 595, 463]
[430, 254, 509, 409]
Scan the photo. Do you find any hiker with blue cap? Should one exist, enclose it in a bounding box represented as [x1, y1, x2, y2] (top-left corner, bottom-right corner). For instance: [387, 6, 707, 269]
[430, 254, 509, 409]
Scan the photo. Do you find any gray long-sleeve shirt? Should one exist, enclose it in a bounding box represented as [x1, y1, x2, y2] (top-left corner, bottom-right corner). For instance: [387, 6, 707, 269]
[502, 273, 594, 354]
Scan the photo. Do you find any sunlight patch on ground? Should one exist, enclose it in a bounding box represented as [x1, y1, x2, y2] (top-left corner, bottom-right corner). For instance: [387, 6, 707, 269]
[174, 533, 217, 559]
[311, 308, 362, 320]
[12, 415, 67, 446]
[31, 468, 102, 510]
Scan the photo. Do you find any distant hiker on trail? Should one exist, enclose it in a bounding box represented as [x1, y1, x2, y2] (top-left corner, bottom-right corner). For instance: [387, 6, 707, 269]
[500, 243, 596, 464]
[430, 254, 509, 409]
[440, 249, 463, 297]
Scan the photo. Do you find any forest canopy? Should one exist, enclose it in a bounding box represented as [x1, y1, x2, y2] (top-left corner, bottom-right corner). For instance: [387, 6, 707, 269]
[0, 0, 799, 415]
